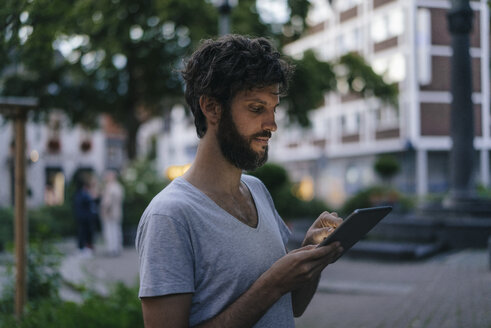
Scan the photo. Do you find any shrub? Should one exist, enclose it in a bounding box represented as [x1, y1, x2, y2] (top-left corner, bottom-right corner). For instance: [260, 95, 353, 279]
[0, 241, 62, 316]
[0, 205, 75, 249]
[29, 204, 75, 240]
[121, 159, 169, 229]
[0, 242, 143, 328]
[0, 207, 14, 250]
[0, 284, 143, 328]
[247, 163, 331, 220]
[374, 154, 400, 182]
[340, 185, 415, 216]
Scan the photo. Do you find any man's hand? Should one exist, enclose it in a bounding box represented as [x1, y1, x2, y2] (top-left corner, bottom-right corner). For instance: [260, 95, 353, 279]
[302, 211, 343, 246]
[260, 242, 343, 297]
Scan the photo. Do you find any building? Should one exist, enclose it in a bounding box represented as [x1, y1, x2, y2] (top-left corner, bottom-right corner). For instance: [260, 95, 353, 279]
[273, 0, 490, 207]
[0, 112, 126, 208]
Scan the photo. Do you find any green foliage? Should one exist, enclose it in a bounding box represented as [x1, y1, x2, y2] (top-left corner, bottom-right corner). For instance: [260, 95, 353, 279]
[0, 207, 14, 250]
[0, 205, 75, 249]
[0, 242, 62, 315]
[28, 204, 75, 240]
[476, 184, 491, 199]
[284, 51, 399, 127]
[121, 159, 168, 228]
[340, 186, 414, 216]
[0, 0, 312, 158]
[0, 284, 143, 328]
[374, 154, 400, 181]
[247, 163, 330, 220]
[0, 240, 142, 327]
[287, 50, 336, 126]
[339, 52, 399, 107]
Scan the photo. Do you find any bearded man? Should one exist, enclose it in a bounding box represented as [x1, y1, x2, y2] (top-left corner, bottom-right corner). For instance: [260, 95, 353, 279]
[136, 35, 343, 328]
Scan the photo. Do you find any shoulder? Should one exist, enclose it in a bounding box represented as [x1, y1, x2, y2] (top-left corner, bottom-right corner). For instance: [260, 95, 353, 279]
[138, 177, 201, 228]
[144, 179, 189, 215]
[242, 174, 269, 196]
[241, 174, 266, 189]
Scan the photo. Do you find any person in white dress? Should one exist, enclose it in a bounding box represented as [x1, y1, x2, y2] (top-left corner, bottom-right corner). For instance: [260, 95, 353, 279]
[101, 170, 124, 256]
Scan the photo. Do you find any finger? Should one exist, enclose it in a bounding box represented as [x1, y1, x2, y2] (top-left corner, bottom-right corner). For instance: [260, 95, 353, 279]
[310, 227, 335, 245]
[308, 248, 343, 274]
[308, 242, 341, 260]
[317, 213, 343, 227]
[314, 246, 344, 268]
[288, 244, 317, 255]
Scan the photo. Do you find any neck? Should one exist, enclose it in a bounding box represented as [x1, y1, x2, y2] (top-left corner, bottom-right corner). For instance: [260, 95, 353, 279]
[183, 134, 243, 194]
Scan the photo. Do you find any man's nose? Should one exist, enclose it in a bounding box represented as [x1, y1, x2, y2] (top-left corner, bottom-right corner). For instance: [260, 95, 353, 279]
[262, 111, 277, 132]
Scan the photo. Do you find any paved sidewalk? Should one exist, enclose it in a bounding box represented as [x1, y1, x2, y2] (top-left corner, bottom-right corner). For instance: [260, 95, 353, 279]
[58, 241, 491, 328]
[58, 240, 139, 302]
[296, 250, 491, 328]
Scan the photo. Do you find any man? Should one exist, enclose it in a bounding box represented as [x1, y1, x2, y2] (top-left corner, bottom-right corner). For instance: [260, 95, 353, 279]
[136, 35, 343, 328]
[101, 170, 124, 256]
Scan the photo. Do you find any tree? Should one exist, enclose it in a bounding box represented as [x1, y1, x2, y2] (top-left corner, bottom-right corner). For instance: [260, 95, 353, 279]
[1, 0, 397, 159]
[0, 0, 314, 159]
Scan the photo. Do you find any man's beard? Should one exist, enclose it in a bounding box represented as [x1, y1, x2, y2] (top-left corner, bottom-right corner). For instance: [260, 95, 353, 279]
[217, 110, 271, 171]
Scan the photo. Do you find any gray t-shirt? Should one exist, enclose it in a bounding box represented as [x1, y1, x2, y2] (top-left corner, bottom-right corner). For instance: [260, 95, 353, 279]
[136, 174, 294, 327]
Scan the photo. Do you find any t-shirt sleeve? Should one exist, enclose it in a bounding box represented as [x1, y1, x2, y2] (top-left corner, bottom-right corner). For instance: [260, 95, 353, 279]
[137, 213, 195, 298]
[274, 208, 291, 247]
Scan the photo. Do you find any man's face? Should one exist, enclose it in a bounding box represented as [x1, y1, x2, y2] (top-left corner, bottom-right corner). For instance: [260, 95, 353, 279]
[217, 85, 279, 171]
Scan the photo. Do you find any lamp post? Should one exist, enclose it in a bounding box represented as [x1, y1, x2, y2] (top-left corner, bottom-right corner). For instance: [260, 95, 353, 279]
[0, 96, 38, 318]
[214, 0, 238, 36]
[445, 0, 475, 207]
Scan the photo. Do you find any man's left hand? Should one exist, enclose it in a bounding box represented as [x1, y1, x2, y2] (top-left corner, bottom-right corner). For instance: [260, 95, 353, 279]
[302, 211, 343, 247]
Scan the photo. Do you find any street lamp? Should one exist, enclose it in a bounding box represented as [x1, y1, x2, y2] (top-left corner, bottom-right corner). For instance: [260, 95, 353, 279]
[213, 0, 238, 36]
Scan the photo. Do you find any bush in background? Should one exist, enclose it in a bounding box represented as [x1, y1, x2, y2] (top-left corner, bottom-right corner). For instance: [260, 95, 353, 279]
[0, 205, 75, 250]
[0, 207, 14, 251]
[340, 185, 415, 216]
[247, 163, 331, 220]
[0, 241, 62, 316]
[121, 159, 169, 229]
[374, 154, 400, 184]
[0, 241, 143, 328]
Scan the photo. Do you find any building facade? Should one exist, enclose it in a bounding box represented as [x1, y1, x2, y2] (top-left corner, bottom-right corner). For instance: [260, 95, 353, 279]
[273, 0, 490, 206]
[0, 112, 125, 208]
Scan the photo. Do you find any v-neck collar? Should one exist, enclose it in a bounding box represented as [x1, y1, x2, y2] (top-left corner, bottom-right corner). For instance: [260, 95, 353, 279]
[177, 176, 261, 230]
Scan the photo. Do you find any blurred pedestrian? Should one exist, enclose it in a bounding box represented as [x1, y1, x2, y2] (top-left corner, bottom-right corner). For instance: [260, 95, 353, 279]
[101, 170, 124, 256]
[73, 176, 97, 257]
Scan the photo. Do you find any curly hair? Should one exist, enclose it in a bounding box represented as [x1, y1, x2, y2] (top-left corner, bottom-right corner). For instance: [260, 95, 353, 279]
[181, 34, 294, 138]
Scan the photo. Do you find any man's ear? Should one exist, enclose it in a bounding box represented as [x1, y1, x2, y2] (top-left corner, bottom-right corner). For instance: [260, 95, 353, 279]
[199, 95, 221, 126]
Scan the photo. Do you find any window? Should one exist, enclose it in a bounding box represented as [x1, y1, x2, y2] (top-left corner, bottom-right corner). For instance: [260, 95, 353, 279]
[371, 8, 405, 43]
[342, 112, 360, 135]
[375, 105, 399, 128]
[334, 0, 362, 12]
[372, 53, 406, 83]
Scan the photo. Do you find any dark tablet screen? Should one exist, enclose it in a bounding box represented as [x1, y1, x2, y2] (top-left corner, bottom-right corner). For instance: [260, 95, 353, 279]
[317, 206, 392, 255]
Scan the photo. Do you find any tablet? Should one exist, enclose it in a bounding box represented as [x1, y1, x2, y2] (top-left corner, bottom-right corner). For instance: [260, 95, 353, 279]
[317, 206, 392, 255]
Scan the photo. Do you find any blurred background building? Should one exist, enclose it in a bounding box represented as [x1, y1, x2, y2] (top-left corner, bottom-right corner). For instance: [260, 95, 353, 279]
[276, 0, 490, 207]
[0, 113, 125, 207]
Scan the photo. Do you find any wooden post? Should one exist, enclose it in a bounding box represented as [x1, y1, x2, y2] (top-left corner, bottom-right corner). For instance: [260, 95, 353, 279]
[14, 111, 27, 319]
[0, 97, 38, 319]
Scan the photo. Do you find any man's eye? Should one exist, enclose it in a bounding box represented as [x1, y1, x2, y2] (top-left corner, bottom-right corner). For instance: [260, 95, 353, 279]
[250, 106, 263, 112]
